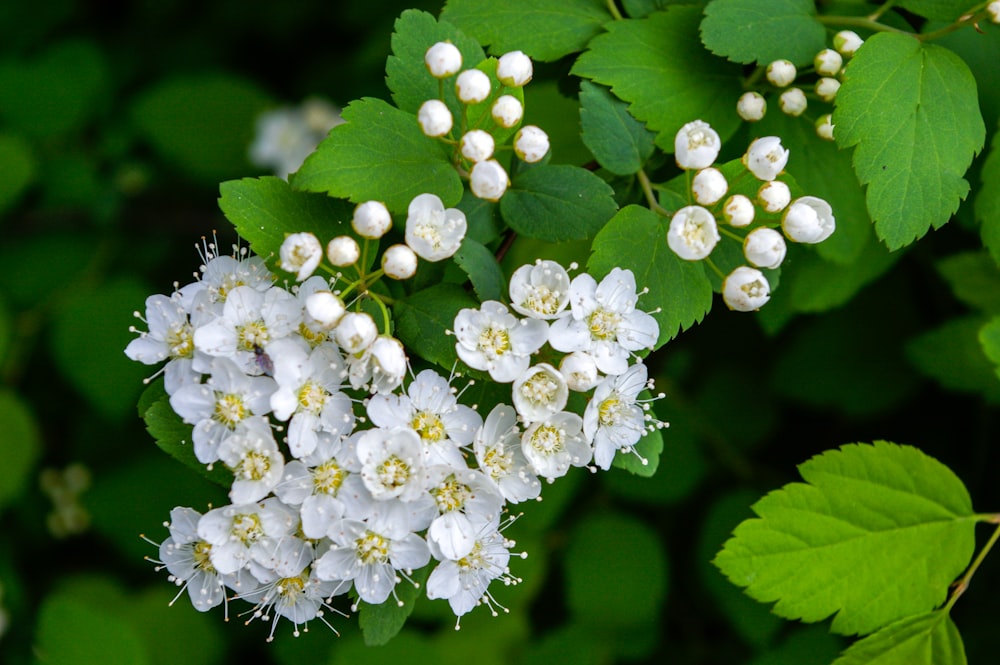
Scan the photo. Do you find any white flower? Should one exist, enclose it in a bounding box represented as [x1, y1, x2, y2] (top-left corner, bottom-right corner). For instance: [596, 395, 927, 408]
[275, 455, 369, 539]
[470, 159, 509, 201]
[722, 194, 755, 228]
[460, 129, 495, 163]
[987, 1, 1000, 23]
[521, 411, 592, 482]
[405, 193, 467, 262]
[736, 91, 766, 122]
[667, 205, 720, 260]
[692, 167, 727, 205]
[125, 293, 200, 394]
[508, 259, 571, 320]
[815, 114, 835, 141]
[425, 41, 462, 78]
[326, 235, 360, 267]
[766, 59, 796, 87]
[426, 466, 504, 560]
[334, 312, 378, 355]
[743, 227, 787, 270]
[491, 95, 523, 128]
[235, 567, 345, 640]
[418, 99, 454, 138]
[198, 252, 273, 306]
[473, 404, 541, 503]
[778, 87, 807, 116]
[834, 30, 864, 57]
[512, 363, 568, 422]
[549, 268, 659, 376]
[782, 196, 836, 243]
[583, 362, 650, 470]
[304, 291, 346, 329]
[496, 50, 533, 87]
[722, 266, 770, 312]
[456, 69, 492, 104]
[744, 136, 789, 181]
[347, 335, 407, 394]
[352, 200, 393, 239]
[559, 352, 600, 392]
[279, 232, 323, 281]
[157, 507, 227, 612]
[757, 180, 791, 213]
[514, 125, 549, 163]
[218, 416, 285, 504]
[815, 77, 840, 103]
[814, 48, 843, 77]
[453, 301, 548, 383]
[197, 498, 299, 576]
[674, 120, 720, 170]
[356, 427, 426, 502]
[382, 244, 419, 280]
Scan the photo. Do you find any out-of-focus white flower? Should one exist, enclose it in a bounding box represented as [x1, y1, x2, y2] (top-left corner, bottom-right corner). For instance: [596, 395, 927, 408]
[418, 99, 454, 138]
[512, 363, 569, 422]
[491, 95, 523, 128]
[456, 69, 492, 103]
[722, 266, 770, 311]
[559, 352, 600, 392]
[815, 114, 835, 141]
[425, 41, 463, 78]
[347, 335, 408, 394]
[815, 77, 841, 103]
[334, 312, 378, 355]
[496, 51, 533, 87]
[743, 227, 787, 270]
[782, 196, 836, 243]
[744, 136, 789, 181]
[279, 232, 323, 281]
[470, 159, 509, 201]
[674, 120, 721, 170]
[249, 100, 343, 179]
[667, 205, 720, 260]
[404, 192, 467, 261]
[351, 200, 392, 239]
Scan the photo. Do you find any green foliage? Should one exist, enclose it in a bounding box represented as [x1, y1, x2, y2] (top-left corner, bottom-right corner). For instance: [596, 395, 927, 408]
[453, 238, 505, 301]
[500, 164, 618, 242]
[0, 390, 41, 510]
[906, 316, 1000, 402]
[830, 611, 966, 665]
[699, 0, 826, 67]
[833, 32, 986, 250]
[977, 123, 1000, 265]
[898, 0, 975, 21]
[937, 251, 1000, 314]
[358, 568, 430, 646]
[0, 133, 36, 215]
[578, 81, 656, 176]
[394, 283, 477, 370]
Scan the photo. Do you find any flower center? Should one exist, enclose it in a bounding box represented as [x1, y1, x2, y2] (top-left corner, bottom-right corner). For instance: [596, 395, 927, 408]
[276, 574, 306, 601]
[457, 541, 484, 571]
[231, 513, 263, 545]
[166, 324, 195, 358]
[598, 396, 625, 427]
[519, 371, 558, 406]
[588, 309, 620, 340]
[523, 286, 561, 316]
[299, 321, 328, 346]
[481, 446, 513, 481]
[412, 411, 446, 443]
[193, 540, 217, 574]
[314, 460, 346, 495]
[376, 455, 410, 490]
[478, 325, 511, 358]
[356, 531, 389, 565]
[415, 221, 443, 249]
[432, 475, 470, 513]
[235, 450, 271, 481]
[297, 380, 328, 414]
[213, 393, 248, 428]
[237, 320, 270, 351]
[529, 424, 564, 454]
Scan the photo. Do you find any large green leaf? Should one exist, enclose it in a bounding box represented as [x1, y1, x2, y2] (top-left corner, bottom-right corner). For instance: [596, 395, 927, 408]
[977, 123, 1000, 265]
[833, 32, 985, 250]
[453, 238, 505, 302]
[500, 164, 617, 242]
[714, 442, 977, 636]
[358, 567, 429, 646]
[0, 390, 41, 511]
[394, 283, 478, 370]
[831, 611, 966, 665]
[699, 0, 826, 66]
[979, 315, 1000, 382]
[572, 6, 743, 151]
[579, 81, 656, 176]
[936, 251, 1000, 314]
[291, 97, 463, 213]
[898, 0, 974, 21]
[440, 0, 611, 62]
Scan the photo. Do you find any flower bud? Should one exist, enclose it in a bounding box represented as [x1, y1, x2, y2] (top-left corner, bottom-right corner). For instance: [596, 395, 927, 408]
[743, 227, 787, 269]
[723, 266, 770, 311]
[782, 196, 836, 243]
[667, 205, 720, 261]
[456, 69, 491, 104]
[815, 77, 841, 103]
[382, 243, 419, 280]
[496, 50, 533, 87]
[723, 194, 755, 228]
[989, 1, 1000, 23]
[815, 114, 835, 141]
[460, 129, 495, 163]
[778, 87, 807, 116]
[279, 232, 322, 281]
[814, 48, 843, 77]
[674, 119, 721, 170]
[351, 200, 392, 239]
[418, 99, 453, 138]
[692, 167, 728, 205]
[305, 291, 346, 328]
[834, 30, 864, 57]
[470, 159, 509, 201]
[757, 180, 791, 213]
[766, 59, 797, 87]
[514, 125, 549, 163]
[559, 352, 600, 392]
[326, 235, 360, 267]
[744, 136, 789, 181]
[736, 91, 766, 122]
[335, 312, 378, 354]
[425, 41, 463, 78]
[491, 94, 523, 128]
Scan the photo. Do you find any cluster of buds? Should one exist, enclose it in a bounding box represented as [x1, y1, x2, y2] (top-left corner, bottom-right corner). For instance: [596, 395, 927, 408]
[737, 30, 864, 141]
[668, 120, 836, 311]
[418, 41, 549, 201]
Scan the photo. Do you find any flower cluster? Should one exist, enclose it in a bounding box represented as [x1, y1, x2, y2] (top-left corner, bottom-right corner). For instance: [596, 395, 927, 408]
[127, 244, 665, 639]
[249, 98, 344, 179]
[669, 120, 836, 311]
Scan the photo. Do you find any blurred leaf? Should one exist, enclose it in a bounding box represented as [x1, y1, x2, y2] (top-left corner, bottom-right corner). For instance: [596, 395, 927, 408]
[700, 0, 826, 66]
[0, 133, 37, 215]
[0, 295, 9, 363]
[935, 22, 1000, 130]
[831, 611, 966, 665]
[131, 587, 227, 665]
[500, 164, 618, 242]
[714, 442, 976, 636]
[695, 366, 778, 450]
[611, 391, 664, 476]
[521, 81, 592, 166]
[906, 316, 1000, 402]
[0, 232, 96, 307]
[746, 625, 844, 665]
[898, 0, 973, 21]
[977, 122, 1000, 265]
[0, 390, 42, 511]
[329, 630, 440, 665]
[519, 624, 604, 665]
[132, 73, 273, 183]
[937, 251, 1000, 314]
[453, 238, 505, 302]
[977, 315, 1000, 380]
[358, 567, 429, 646]
[394, 283, 478, 370]
[622, 0, 676, 18]
[579, 80, 656, 176]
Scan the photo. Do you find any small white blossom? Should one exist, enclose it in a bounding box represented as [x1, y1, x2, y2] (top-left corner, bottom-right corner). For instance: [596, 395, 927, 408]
[743, 227, 787, 270]
[456, 69, 492, 104]
[382, 244, 419, 280]
[514, 125, 549, 163]
[352, 200, 393, 239]
[348, 335, 408, 394]
[249, 100, 343, 179]
[782, 196, 836, 243]
[736, 91, 766, 122]
[815, 114, 835, 141]
[218, 416, 285, 504]
[418, 99, 454, 138]
[404, 192, 468, 261]
[496, 50, 533, 87]
[512, 363, 569, 422]
[453, 301, 548, 383]
[814, 48, 843, 76]
[559, 352, 600, 392]
[326, 235, 360, 267]
[508, 259, 571, 320]
[426, 466, 504, 561]
[425, 41, 463, 78]
[460, 129, 495, 163]
[692, 167, 728, 205]
[834, 30, 864, 57]
[197, 498, 299, 577]
[304, 291, 346, 328]
[470, 159, 509, 201]
[722, 266, 770, 312]
[757, 180, 791, 213]
[279, 232, 323, 281]
[778, 87, 807, 116]
[334, 312, 378, 355]
[667, 205, 720, 261]
[722, 194, 755, 228]
[491, 95, 523, 128]
[521, 411, 592, 482]
[473, 404, 541, 503]
[356, 426, 426, 502]
[125, 293, 199, 394]
[583, 362, 650, 470]
[674, 120, 721, 170]
[157, 507, 228, 612]
[744, 136, 789, 181]
[766, 59, 797, 87]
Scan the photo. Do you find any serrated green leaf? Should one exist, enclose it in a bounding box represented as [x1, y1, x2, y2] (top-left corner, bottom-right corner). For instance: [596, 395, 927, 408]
[831, 611, 966, 665]
[358, 567, 429, 646]
[292, 97, 463, 213]
[572, 6, 743, 151]
[937, 251, 1000, 314]
[977, 123, 1000, 265]
[441, 0, 611, 62]
[977, 315, 1000, 381]
[713, 441, 976, 636]
[833, 32, 985, 250]
[500, 164, 617, 242]
[0, 390, 41, 510]
[906, 315, 1000, 402]
[394, 283, 478, 369]
[622, 0, 675, 19]
[453, 238, 504, 302]
[611, 391, 663, 477]
[700, 0, 826, 66]
[898, 0, 973, 21]
[579, 81, 655, 176]
[0, 133, 36, 215]
[589, 205, 713, 347]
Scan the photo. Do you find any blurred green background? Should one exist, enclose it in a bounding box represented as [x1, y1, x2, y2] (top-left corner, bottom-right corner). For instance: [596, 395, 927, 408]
[2, 1, 1000, 663]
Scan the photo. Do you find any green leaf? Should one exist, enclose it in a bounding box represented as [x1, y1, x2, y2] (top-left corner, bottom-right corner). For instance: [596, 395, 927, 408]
[292, 97, 463, 213]
[572, 6, 743, 151]
[611, 391, 663, 477]
[218, 176, 353, 273]
[700, 0, 826, 66]
[0, 132, 36, 215]
[500, 164, 617, 242]
[440, 0, 611, 62]
[453, 238, 505, 302]
[0, 390, 42, 511]
[977, 123, 1000, 265]
[898, 0, 974, 21]
[833, 32, 986, 250]
[358, 567, 429, 646]
[977, 315, 1000, 380]
[713, 441, 977, 636]
[622, 0, 674, 19]
[394, 283, 478, 369]
[937, 251, 1000, 314]
[831, 611, 966, 665]
[906, 316, 1000, 402]
[579, 81, 656, 176]
[589, 205, 713, 347]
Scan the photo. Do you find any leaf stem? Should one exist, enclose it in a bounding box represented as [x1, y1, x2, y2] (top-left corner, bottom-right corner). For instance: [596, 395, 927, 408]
[637, 169, 671, 218]
[867, 0, 898, 22]
[704, 256, 726, 280]
[816, 14, 912, 36]
[605, 0, 623, 21]
[918, 12, 983, 42]
[944, 516, 1000, 612]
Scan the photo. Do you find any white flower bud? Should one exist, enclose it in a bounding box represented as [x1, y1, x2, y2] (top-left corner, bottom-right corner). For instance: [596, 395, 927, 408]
[514, 125, 549, 163]
[382, 243, 418, 280]
[692, 167, 728, 205]
[766, 59, 797, 87]
[470, 159, 509, 201]
[326, 235, 360, 267]
[723, 266, 770, 312]
[425, 41, 463, 78]
[736, 91, 766, 122]
[674, 119, 721, 170]
[667, 205, 720, 261]
[418, 99, 453, 137]
[989, 1, 1000, 23]
[834, 30, 864, 57]
[335, 312, 378, 354]
[723, 194, 755, 228]
[815, 77, 840, 103]
[491, 94, 523, 128]
[782, 196, 836, 243]
[814, 48, 843, 77]
[778, 87, 807, 116]
[743, 227, 787, 269]
[305, 291, 346, 328]
[744, 136, 789, 181]
[460, 129, 495, 163]
[351, 200, 392, 239]
[278, 232, 322, 281]
[757, 180, 791, 213]
[456, 69, 492, 104]
[815, 114, 835, 141]
[496, 50, 533, 87]
[559, 352, 600, 392]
